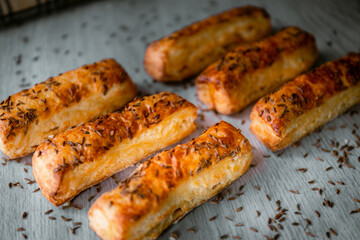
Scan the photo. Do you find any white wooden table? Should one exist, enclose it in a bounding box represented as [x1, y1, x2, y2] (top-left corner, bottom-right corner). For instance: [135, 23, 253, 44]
[0, 0, 359, 239]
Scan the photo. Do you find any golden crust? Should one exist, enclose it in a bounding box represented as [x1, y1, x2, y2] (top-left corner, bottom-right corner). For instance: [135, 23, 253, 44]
[196, 26, 318, 114]
[144, 6, 271, 81]
[32, 92, 197, 206]
[250, 52, 360, 151]
[0, 59, 137, 158]
[88, 121, 253, 240]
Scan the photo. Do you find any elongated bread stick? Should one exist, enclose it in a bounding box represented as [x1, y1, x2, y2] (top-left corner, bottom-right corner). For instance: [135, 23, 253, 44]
[0, 59, 137, 158]
[196, 26, 318, 114]
[33, 92, 197, 206]
[89, 121, 252, 240]
[144, 6, 271, 81]
[250, 52, 360, 151]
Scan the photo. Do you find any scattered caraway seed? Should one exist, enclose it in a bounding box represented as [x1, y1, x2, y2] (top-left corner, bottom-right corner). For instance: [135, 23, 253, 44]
[276, 151, 285, 157]
[289, 190, 299, 194]
[296, 168, 307, 173]
[187, 228, 196, 233]
[254, 186, 260, 191]
[336, 188, 340, 194]
[315, 210, 321, 217]
[22, 212, 27, 219]
[256, 211, 261, 217]
[70, 226, 81, 235]
[232, 236, 241, 239]
[22, 233, 27, 239]
[225, 217, 233, 221]
[336, 181, 345, 185]
[328, 180, 335, 185]
[72, 222, 82, 226]
[45, 209, 53, 215]
[266, 194, 271, 201]
[17, 227, 25, 231]
[305, 232, 315, 237]
[329, 228, 337, 236]
[220, 234, 229, 239]
[49, 216, 56, 220]
[268, 224, 277, 231]
[209, 215, 217, 221]
[170, 232, 179, 239]
[61, 216, 72, 222]
[326, 166, 333, 171]
[33, 188, 40, 193]
[249, 227, 258, 233]
[326, 232, 331, 239]
[352, 198, 360, 203]
[235, 207, 243, 212]
[62, 204, 70, 210]
[235, 223, 244, 227]
[238, 185, 245, 192]
[350, 208, 360, 214]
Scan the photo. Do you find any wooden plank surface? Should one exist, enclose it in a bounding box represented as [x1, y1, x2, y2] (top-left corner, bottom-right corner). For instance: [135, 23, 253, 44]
[0, 0, 359, 239]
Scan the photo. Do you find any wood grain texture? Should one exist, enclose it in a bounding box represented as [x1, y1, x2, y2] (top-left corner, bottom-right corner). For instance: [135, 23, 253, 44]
[0, 0, 359, 239]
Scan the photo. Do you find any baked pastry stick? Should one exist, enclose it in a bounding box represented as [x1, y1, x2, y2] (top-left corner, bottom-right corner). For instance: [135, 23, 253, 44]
[144, 6, 271, 81]
[196, 26, 318, 114]
[0, 59, 137, 158]
[250, 52, 360, 151]
[33, 92, 197, 206]
[89, 121, 253, 240]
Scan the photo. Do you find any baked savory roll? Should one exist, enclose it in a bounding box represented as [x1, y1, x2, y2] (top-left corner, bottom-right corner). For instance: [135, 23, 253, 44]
[196, 26, 318, 114]
[250, 52, 360, 151]
[144, 6, 271, 82]
[33, 92, 197, 206]
[88, 121, 253, 240]
[0, 59, 137, 158]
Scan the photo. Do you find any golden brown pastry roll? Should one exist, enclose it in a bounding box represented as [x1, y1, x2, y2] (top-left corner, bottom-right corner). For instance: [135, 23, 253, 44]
[144, 6, 271, 82]
[0, 59, 137, 158]
[196, 26, 318, 114]
[33, 92, 197, 206]
[88, 121, 253, 240]
[250, 52, 360, 151]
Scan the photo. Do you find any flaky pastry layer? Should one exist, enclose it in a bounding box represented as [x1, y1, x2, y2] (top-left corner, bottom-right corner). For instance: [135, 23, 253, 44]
[33, 92, 197, 206]
[144, 6, 271, 81]
[89, 121, 253, 240]
[250, 52, 360, 151]
[0, 59, 137, 158]
[196, 26, 318, 114]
